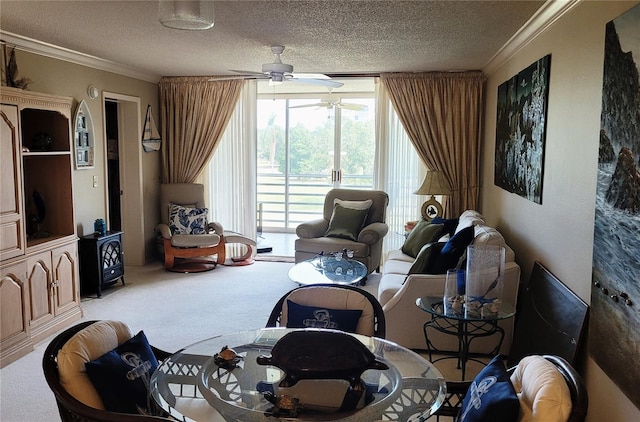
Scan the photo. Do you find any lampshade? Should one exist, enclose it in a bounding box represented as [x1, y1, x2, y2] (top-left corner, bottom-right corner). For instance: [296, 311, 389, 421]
[414, 171, 452, 221]
[414, 171, 452, 196]
[159, 0, 215, 30]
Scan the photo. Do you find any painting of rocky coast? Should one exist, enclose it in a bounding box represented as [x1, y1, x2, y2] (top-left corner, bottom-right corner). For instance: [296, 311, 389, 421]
[590, 4, 640, 409]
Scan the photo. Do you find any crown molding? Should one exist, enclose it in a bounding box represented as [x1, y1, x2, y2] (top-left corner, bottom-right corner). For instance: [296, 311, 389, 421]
[483, 0, 583, 75]
[0, 31, 161, 83]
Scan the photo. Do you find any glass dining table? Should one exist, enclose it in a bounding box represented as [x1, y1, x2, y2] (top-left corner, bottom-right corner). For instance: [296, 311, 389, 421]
[150, 327, 446, 421]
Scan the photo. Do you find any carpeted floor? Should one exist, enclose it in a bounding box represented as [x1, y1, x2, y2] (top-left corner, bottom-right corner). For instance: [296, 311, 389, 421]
[0, 260, 382, 422]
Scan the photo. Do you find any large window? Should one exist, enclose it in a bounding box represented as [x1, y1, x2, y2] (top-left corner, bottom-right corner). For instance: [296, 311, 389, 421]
[206, 78, 425, 259]
[257, 79, 375, 231]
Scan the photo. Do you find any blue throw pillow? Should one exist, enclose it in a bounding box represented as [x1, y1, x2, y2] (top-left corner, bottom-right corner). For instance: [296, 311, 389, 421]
[431, 217, 459, 237]
[459, 355, 519, 422]
[429, 225, 474, 274]
[85, 331, 159, 414]
[286, 300, 363, 333]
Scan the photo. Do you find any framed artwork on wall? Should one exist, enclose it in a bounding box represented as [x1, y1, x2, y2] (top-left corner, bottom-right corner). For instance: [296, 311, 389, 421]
[494, 55, 551, 204]
[591, 4, 640, 409]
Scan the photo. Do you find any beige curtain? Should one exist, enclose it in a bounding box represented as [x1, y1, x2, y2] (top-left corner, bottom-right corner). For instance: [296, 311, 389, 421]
[380, 72, 486, 217]
[158, 77, 243, 183]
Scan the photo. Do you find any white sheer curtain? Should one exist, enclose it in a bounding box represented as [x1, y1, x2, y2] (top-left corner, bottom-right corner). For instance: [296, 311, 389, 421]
[375, 78, 425, 258]
[203, 78, 421, 261]
[203, 81, 257, 238]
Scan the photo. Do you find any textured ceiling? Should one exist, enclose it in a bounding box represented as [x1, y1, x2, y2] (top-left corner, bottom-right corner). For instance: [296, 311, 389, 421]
[0, 1, 545, 81]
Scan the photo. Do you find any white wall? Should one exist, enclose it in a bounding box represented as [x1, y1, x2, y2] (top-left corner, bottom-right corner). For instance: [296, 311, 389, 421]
[481, 1, 639, 420]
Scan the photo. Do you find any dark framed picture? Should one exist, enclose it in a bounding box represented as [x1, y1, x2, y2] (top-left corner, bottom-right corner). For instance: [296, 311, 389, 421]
[494, 55, 551, 204]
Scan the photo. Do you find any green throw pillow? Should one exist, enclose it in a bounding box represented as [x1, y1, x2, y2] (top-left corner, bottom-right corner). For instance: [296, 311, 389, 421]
[401, 221, 444, 258]
[408, 242, 445, 274]
[325, 203, 369, 241]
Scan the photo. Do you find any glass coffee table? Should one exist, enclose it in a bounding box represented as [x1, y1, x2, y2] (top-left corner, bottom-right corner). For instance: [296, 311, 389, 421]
[288, 255, 368, 286]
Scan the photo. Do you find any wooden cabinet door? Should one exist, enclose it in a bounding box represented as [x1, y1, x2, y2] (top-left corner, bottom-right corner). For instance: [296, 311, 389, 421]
[52, 243, 79, 315]
[0, 104, 24, 261]
[0, 261, 29, 351]
[26, 251, 54, 328]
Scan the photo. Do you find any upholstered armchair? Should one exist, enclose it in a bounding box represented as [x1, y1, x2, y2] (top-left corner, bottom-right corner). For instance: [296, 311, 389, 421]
[294, 188, 389, 274]
[156, 183, 224, 272]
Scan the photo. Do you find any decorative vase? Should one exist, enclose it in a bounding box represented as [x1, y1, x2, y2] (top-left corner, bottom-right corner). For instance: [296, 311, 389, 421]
[444, 269, 465, 316]
[94, 218, 106, 236]
[465, 245, 505, 318]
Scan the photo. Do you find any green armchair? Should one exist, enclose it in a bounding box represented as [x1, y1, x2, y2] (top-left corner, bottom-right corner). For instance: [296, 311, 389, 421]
[294, 188, 389, 274]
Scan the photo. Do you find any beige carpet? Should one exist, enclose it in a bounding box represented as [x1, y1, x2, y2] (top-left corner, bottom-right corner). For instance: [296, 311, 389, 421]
[0, 261, 382, 422]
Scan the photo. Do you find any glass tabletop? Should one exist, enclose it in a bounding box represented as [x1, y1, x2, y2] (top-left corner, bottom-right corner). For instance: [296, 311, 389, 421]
[150, 328, 446, 421]
[288, 256, 367, 286]
[416, 296, 516, 321]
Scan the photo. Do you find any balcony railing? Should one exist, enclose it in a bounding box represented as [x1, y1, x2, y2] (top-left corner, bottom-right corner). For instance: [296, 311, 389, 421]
[257, 173, 373, 232]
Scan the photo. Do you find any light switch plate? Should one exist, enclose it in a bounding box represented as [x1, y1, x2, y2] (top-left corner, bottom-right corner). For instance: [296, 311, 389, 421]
[93, 175, 98, 188]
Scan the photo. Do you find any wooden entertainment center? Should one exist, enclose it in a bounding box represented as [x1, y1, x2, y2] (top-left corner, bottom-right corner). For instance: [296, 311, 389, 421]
[0, 87, 81, 367]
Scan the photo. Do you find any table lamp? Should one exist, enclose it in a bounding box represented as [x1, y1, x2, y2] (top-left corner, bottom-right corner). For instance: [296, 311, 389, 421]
[414, 170, 452, 221]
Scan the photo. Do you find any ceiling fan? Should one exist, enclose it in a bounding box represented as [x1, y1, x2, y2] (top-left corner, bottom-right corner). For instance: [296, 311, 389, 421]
[288, 90, 369, 111]
[216, 46, 343, 88]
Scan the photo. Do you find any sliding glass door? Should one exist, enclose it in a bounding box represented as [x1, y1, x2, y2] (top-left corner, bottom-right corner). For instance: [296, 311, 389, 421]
[257, 94, 375, 232]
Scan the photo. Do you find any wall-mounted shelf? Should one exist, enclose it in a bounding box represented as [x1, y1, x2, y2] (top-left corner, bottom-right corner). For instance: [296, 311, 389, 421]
[73, 99, 94, 169]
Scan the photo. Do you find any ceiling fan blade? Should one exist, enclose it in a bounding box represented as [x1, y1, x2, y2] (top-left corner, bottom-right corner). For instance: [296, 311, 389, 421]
[289, 77, 344, 88]
[229, 69, 267, 76]
[337, 103, 369, 111]
[288, 102, 329, 109]
[209, 75, 265, 81]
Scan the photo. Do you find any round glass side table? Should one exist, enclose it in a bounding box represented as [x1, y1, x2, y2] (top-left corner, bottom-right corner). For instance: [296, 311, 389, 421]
[416, 296, 516, 380]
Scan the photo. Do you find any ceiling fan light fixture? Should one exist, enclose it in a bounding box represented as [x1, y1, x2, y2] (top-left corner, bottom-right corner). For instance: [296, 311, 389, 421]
[270, 73, 285, 83]
[159, 0, 214, 30]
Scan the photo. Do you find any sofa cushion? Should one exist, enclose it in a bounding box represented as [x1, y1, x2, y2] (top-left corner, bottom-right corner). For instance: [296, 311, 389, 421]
[459, 355, 520, 422]
[57, 320, 132, 410]
[408, 242, 445, 274]
[169, 203, 209, 235]
[430, 225, 474, 273]
[386, 249, 415, 263]
[325, 203, 369, 242]
[472, 224, 506, 247]
[455, 210, 485, 234]
[85, 331, 159, 414]
[510, 356, 572, 422]
[285, 300, 363, 333]
[401, 221, 444, 258]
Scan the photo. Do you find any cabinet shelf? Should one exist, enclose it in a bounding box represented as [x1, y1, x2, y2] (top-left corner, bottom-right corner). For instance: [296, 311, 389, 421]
[1, 87, 80, 368]
[22, 151, 72, 157]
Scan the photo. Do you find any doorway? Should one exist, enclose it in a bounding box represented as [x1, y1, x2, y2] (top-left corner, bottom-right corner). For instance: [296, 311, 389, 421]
[102, 93, 145, 265]
[104, 101, 121, 231]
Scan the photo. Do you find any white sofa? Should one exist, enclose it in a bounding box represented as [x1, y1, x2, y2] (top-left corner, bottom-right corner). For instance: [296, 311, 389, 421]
[377, 210, 521, 353]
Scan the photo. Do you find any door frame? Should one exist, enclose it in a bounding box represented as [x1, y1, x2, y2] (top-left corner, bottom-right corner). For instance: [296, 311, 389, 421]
[101, 92, 145, 265]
